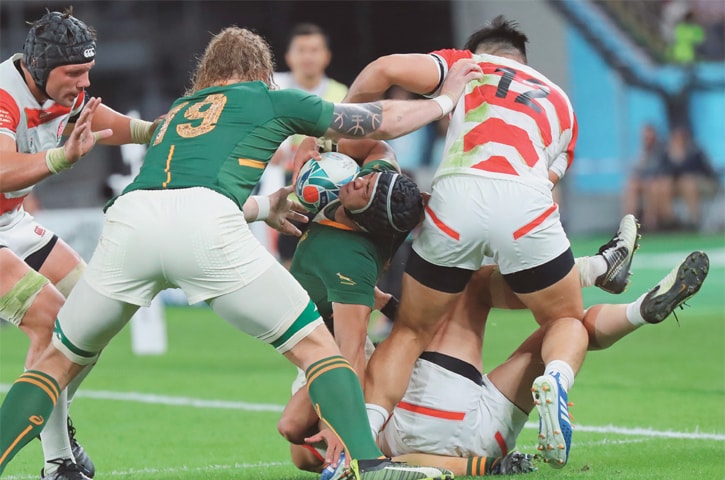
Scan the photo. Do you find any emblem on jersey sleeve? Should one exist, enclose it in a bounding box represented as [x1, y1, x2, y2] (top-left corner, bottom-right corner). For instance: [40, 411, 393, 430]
[336, 272, 356, 286]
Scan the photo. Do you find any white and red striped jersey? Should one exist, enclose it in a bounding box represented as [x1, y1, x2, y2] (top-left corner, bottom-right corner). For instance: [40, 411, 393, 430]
[429, 49, 577, 190]
[0, 53, 85, 222]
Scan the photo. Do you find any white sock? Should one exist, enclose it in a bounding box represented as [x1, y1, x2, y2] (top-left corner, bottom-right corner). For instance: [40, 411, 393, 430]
[366, 403, 389, 438]
[625, 293, 648, 327]
[545, 360, 576, 393]
[40, 388, 74, 474]
[575, 255, 608, 288]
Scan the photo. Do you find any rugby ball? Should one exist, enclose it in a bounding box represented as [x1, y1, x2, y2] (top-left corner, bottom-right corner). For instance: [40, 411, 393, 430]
[295, 152, 360, 213]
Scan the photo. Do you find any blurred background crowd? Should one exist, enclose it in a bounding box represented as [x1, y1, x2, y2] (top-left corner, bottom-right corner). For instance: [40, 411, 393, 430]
[1, 0, 723, 244]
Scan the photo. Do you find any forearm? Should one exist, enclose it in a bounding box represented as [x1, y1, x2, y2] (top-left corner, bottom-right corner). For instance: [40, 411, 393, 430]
[374, 98, 448, 140]
[325, 98, 448, 142]
[0, 150, 53, 192]
[91, 103, 134, 145]
[336, 139, 397, 168]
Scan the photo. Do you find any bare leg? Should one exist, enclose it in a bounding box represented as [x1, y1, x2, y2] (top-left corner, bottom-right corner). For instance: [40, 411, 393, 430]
[365, 273, 461, 419]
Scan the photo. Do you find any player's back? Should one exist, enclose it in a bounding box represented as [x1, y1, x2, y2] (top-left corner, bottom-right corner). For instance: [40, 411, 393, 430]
[122, 81, 332, 210]
[431, 49, 577, 189]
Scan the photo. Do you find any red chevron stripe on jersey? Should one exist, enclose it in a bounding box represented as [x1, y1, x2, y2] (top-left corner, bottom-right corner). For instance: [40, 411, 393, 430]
[0, 195, 26, 215]
[465, 118, 538, 168]
[24, 103, 71, 128]
[0, 89, 20, 133]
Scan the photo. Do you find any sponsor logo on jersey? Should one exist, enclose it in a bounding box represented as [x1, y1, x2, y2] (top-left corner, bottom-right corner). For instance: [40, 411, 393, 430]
[336, 272, 356, 286]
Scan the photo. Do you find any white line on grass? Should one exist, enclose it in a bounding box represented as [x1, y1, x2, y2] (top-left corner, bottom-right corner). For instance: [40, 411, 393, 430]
[4, 461, 287, 479]
[633, 248, 725, 270]
[2, 384, 722, 441]
[522, 421, 725, 441]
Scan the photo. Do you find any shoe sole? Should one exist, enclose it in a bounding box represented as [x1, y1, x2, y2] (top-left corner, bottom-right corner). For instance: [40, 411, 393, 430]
[532, 377, 569, 469]
[641, 251, 710, 324]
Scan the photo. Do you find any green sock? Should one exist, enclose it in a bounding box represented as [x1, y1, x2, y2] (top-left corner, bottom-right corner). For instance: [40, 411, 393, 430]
[0, 371, 60, 474]
[306, 356, 383, 460]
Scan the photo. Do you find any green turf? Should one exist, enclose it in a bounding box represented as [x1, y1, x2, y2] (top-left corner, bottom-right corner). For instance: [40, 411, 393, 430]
[1, 233, 723, 479]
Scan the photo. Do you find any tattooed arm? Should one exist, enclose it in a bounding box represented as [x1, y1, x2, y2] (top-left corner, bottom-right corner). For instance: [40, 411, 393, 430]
[324, 59, 483, 141]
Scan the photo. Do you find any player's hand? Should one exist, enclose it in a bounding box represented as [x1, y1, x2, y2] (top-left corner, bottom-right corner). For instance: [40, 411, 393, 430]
[439, 59, 483, 109]
[304, 428, 348, 470]
[291, 136, 321, 184]
[63, 97, 113, 164]
[264, 185, 309, 236]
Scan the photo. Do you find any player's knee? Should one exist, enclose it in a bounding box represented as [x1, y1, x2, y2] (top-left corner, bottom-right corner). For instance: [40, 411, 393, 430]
[55, 260, 86, 298]
[1, 268, 53, 328]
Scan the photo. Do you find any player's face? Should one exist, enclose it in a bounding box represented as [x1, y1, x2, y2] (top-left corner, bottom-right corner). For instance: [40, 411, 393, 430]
[45, 61, 94, 107]
[339, 172, 378, 211]
[285, 34, 331, 79]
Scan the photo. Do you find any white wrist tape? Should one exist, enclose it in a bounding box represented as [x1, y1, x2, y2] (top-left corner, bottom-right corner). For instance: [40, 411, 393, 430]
[45, 148, 72, 174]
[130, 118, 155, 144]
[432, 95, 454, 117]
[251, 195, 271, 221]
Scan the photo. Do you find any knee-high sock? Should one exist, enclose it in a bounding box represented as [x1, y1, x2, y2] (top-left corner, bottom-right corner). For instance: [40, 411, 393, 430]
[0, 371, 60, 475]
[40, 388, 74, 473]
[306, 356, 383, 460]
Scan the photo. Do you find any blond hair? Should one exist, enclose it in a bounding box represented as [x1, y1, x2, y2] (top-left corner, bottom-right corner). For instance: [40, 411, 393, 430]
[187, 27, 275, 95]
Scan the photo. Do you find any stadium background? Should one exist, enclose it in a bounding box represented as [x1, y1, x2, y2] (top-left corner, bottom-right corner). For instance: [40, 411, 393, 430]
[1, 1, 724, 479]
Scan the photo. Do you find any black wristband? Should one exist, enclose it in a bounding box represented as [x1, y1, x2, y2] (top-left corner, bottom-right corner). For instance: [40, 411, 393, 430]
[380, 295, 399, 321]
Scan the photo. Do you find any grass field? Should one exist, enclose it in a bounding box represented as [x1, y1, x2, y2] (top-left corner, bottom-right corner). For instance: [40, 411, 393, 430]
[1, 232, 724, 479]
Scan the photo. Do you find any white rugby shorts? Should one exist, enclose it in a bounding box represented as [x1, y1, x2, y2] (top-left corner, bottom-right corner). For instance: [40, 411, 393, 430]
[378, 354, 528, 458]
[53, 187, 322, 363]
[413, 174, 570, 275]
[0, 208, 55, 260]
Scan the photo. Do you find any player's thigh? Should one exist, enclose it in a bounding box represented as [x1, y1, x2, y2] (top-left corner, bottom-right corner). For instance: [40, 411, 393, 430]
[207, 260, 330, 361]
[514, 265, 584, 325]
[37, 238, 84, 293]
[53, 276, 139, 365]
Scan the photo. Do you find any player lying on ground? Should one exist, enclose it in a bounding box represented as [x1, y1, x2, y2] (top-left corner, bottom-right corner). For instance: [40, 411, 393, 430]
[0, 25, 488, 480]
[277, 138, 422, 473]
[0, 10, 160, 480]
[378, 248, 710, 476]
[313, 216, 709, 477]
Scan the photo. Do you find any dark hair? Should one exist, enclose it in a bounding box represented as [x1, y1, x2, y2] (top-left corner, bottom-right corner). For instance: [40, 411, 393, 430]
[287, 23, 330, 51]
[464, 15, 528, 61]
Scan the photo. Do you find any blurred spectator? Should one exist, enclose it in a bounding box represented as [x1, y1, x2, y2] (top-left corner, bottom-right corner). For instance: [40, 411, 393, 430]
[622, 124, 666, 231]
[253, 23, 348, 265]
[651, 127, 718, 230]
[669, 9, 705, 63]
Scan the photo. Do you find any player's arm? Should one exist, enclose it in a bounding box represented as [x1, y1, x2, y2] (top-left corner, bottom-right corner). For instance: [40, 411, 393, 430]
[291, 137, 398, 182]
[331, 302, 371, 386]
[344, 54, 444, 103]
[324, 59, 482, 141]
[242, 185, 308, 236]
[0, 97, 111, 192]
[90, 103, 157, 146]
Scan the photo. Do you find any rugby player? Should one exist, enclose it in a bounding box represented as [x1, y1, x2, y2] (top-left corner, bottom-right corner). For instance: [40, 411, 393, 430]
[0, 10, 158, 479]
[343, 16, 610, 468]
[378, 249, 709, 476]
[0, 26, 484, 480]
[278, 138, 422, 473]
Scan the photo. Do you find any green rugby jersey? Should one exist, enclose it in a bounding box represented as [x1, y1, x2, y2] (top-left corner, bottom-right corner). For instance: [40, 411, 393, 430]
[117, 81, 333, 209]
[290, 158, 400, 324]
